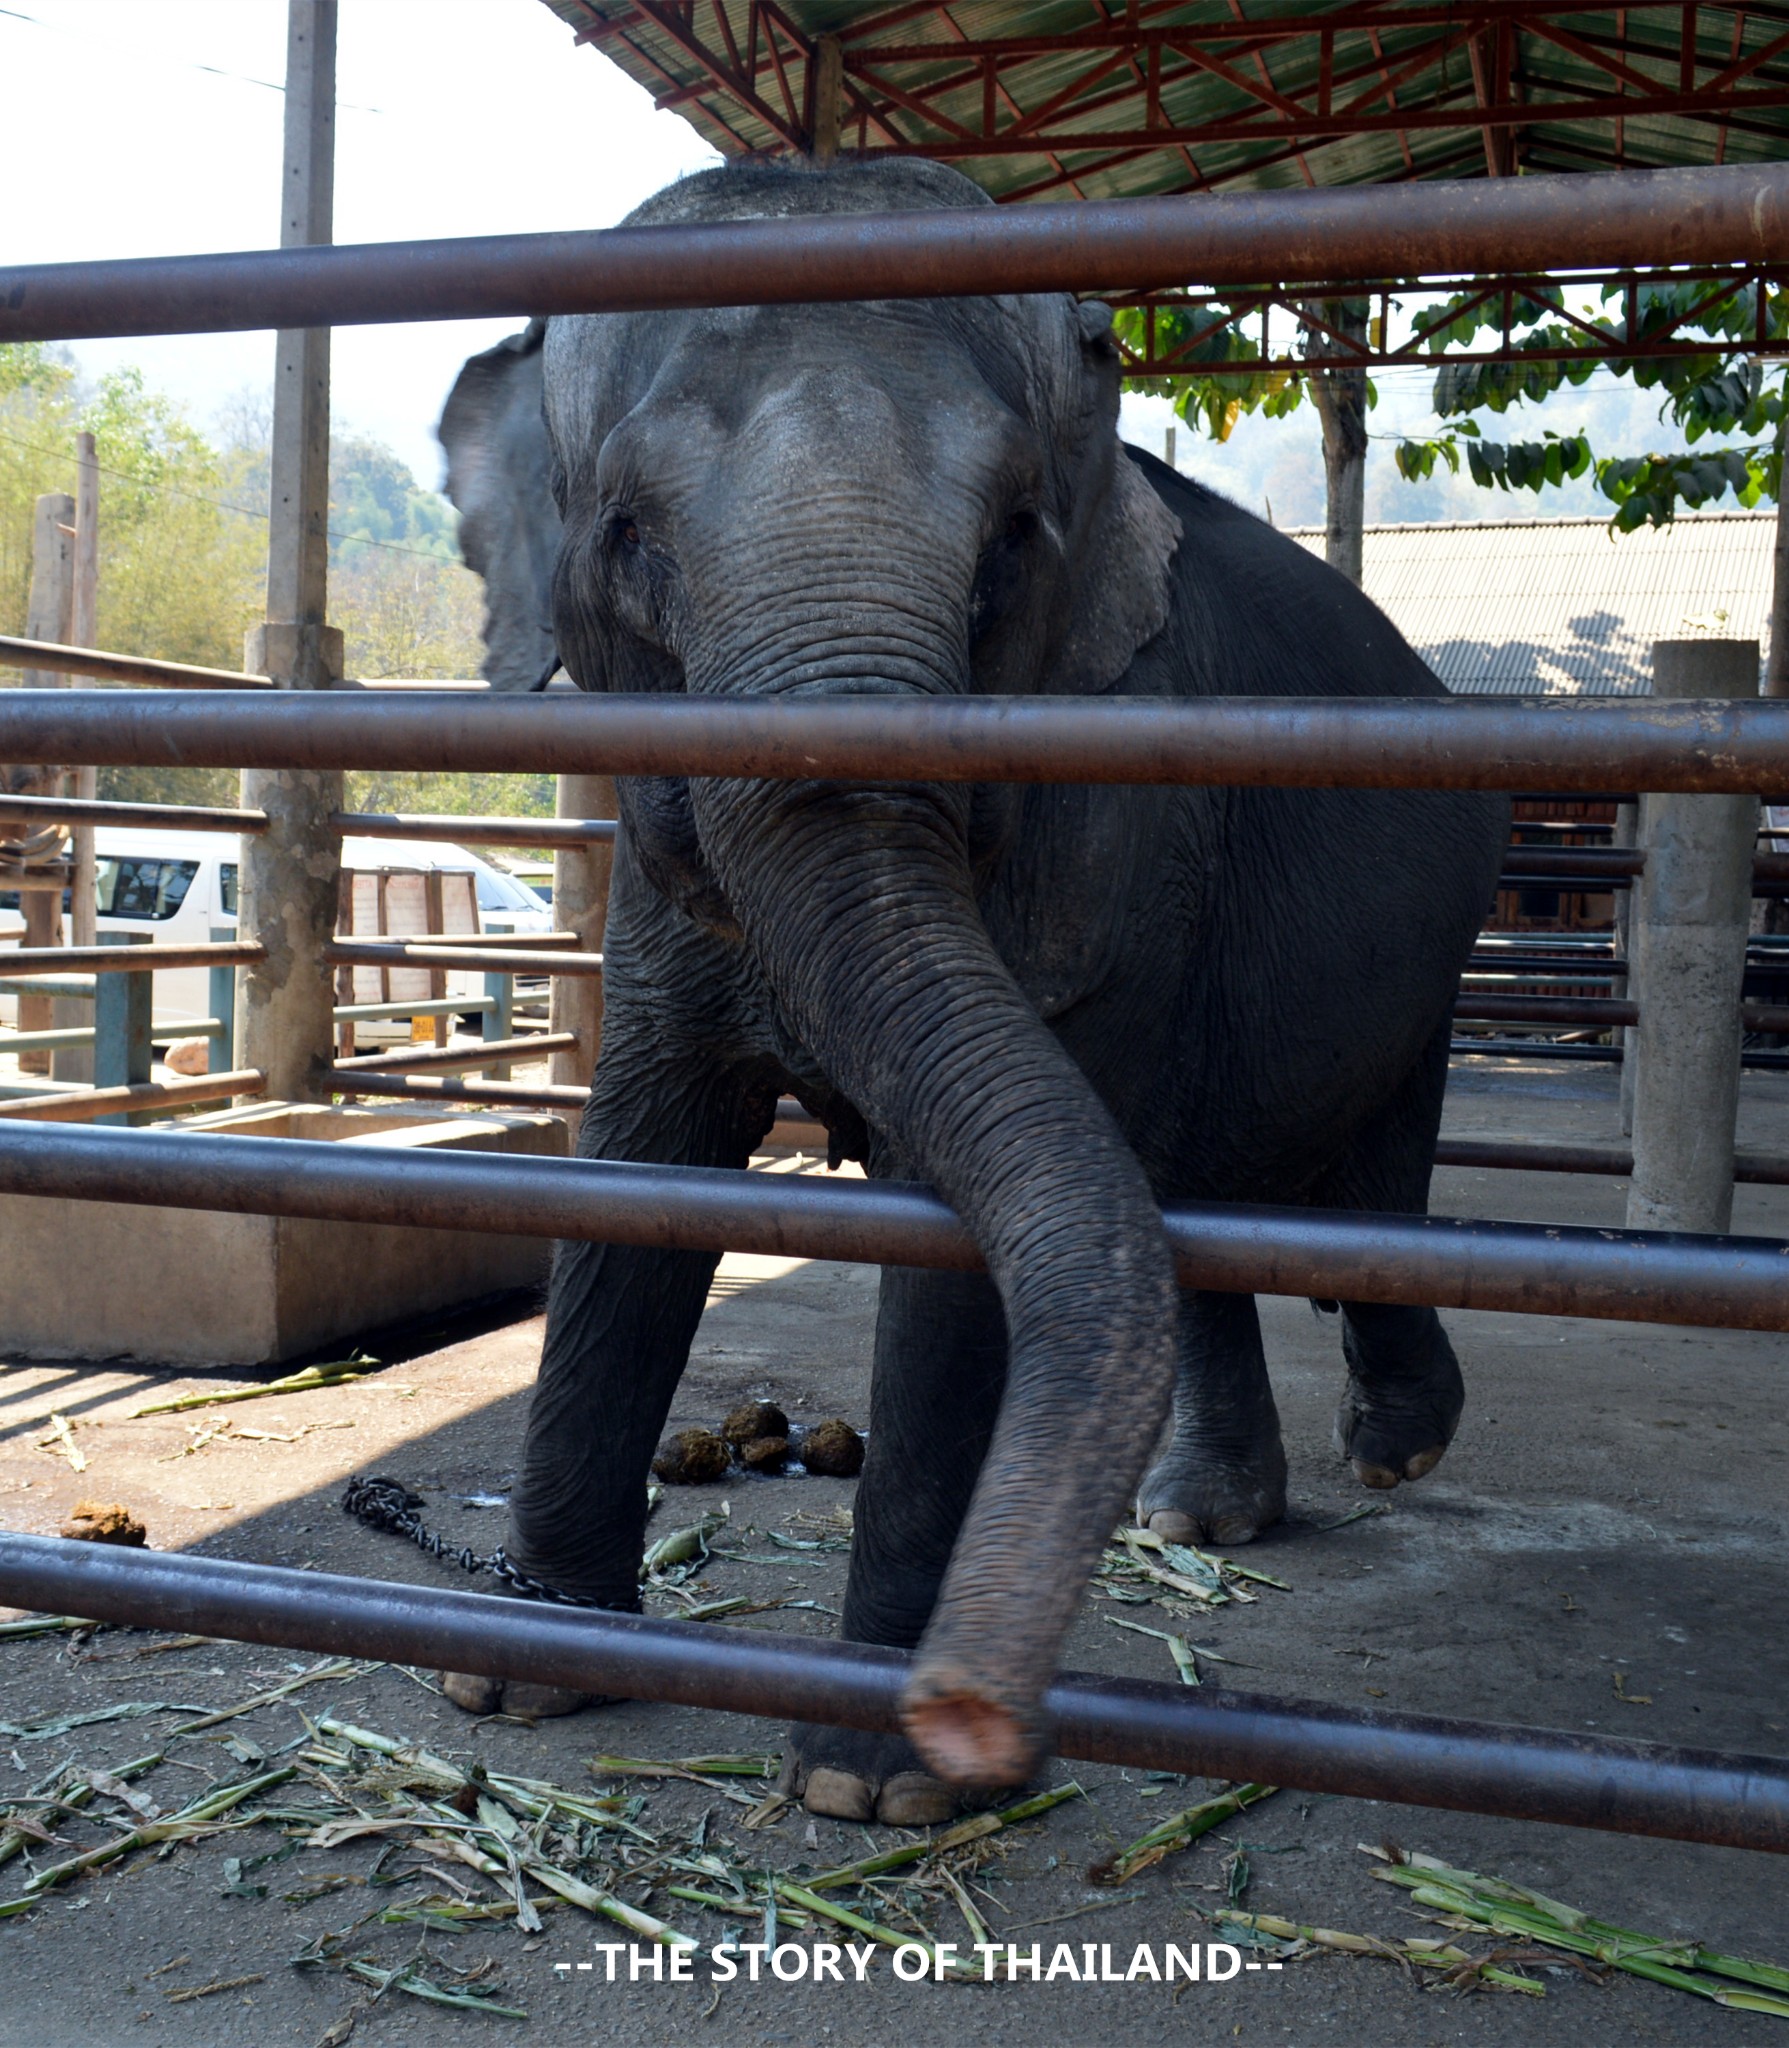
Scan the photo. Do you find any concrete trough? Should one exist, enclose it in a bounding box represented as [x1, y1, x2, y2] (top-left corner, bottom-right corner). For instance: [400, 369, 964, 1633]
[0, 1102, 565, 1366]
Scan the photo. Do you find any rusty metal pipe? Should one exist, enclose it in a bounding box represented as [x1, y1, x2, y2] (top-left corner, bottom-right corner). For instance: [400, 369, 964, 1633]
[1503, 847, 1646, 877]
[2, 164, 1787, 343]
[329, 1071, 587, 1110]
[2, 690, 1789, 794]
[0, 1070, 266, 1123]
[323, 942, 602, 977]
[0, 1535, 1780, 1853]
[1455, 994, 1638, 1026]
[1435, 1136, 1789, 1184]
[0, 943, 264, 976]
[330, 1033, 578, 1075]
[0, 793, 267, 835]
[333, 811, 617, 848]
[0, 634, 274, 689]
[2, 1121, 1789, 1329]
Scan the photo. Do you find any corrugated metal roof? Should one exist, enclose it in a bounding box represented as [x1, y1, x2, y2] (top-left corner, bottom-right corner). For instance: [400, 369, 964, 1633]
[1285, 511, 1774, 694]
[541, 3, 1789, 203]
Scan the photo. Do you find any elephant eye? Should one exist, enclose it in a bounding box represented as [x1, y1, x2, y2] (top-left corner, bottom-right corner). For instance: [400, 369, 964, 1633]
[609, 513, 641, 551]
[1003, 508, 1036, 544]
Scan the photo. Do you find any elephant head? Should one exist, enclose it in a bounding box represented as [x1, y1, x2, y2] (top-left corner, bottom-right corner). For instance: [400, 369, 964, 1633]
[447, 159, 1184, 1788]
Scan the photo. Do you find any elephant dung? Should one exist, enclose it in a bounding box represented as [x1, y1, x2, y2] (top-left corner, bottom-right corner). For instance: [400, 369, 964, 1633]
[651, 1427, 732, 1486]
[738, 1434, 791, 1473]
[721, 1401, 790, 1448]
[799, 1419, 865, 1479]
[59, 1500, 147, 1547]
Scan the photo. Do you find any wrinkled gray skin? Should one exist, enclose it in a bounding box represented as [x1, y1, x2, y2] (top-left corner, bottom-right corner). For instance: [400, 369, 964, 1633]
[435, 158, 1508, 1821]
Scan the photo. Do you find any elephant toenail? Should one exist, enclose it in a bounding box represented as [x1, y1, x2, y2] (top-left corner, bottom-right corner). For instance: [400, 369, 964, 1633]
[801, 1768, 877, 1822]
[876, 1772, 959, 1826]
[1402, 1445, 1446, 1480]
[1351, 1457, 1402, 1490]
[1144, 1509, 1203, 1543]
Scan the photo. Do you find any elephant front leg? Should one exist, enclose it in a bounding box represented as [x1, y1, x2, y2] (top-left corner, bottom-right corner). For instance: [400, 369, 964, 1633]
[1136, 1289, 1288, 1547]
[440, 1232, 725, 1719]
[441, 1014, 772, 1718]
[783, 1266, 1007, 1825]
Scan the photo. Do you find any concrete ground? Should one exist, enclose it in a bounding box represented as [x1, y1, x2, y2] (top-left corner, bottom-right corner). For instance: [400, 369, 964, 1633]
[1, 1055, 1786, 2048]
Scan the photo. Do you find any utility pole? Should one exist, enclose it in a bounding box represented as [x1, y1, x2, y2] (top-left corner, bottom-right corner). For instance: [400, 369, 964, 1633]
[236, 0, 344, 1104]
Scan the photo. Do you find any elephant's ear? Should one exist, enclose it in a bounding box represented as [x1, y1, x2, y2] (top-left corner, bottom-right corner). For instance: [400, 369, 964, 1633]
[437, 320, 563, 691]
[1039, 301, 1181, 696]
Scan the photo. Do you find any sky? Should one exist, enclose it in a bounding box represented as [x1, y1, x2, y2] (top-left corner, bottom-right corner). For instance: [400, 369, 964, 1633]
[0, 0, 1696, 526]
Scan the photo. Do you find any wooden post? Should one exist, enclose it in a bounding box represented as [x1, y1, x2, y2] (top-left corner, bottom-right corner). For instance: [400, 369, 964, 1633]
[809, 35, 844, 164]
[68, 434, 99, 946]
[548, 775, 616, 1092]
[15, 493, 75, 1069]
[236, 0, 344, 1106]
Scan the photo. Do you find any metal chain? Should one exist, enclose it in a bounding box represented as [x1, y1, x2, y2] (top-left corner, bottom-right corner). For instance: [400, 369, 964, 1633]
[340, 1475, 606, 1610]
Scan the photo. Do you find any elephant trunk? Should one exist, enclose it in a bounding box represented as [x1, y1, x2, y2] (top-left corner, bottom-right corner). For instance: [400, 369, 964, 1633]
[691, 766, 1177, 1787]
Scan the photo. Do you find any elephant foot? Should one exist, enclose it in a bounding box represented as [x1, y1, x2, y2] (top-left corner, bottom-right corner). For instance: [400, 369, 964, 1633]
[1136, 1435, 1288, 1548]
[1333, 1342, 1464, 1491]
[438, 1671, 608, 1719]
[780, 1722, 984, 1825]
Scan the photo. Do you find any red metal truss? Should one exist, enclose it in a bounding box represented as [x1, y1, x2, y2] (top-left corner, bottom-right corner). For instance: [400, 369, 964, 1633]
[554, 1, 1789, 203]
[1111, 263, 1789, 377]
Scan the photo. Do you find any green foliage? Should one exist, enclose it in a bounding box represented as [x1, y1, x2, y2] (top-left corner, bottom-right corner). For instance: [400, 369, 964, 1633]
[344, 770, 555, 819]
[1395, 277, 1789, 529]
[1113, 297, 1311, 445]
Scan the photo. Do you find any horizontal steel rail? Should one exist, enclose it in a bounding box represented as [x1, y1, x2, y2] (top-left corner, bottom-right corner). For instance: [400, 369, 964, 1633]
[0, 1536, 1779, 1853]
[1455, 993, 1638, 1027]
[0, 942, 264, 976]
[0, 1070, 264, 1123]
[1, 1122, 1788, 1329]
[0, 791, 267, 835]
[333, 811, 617, 848]
[0, 634, 274, 690]
[328, 1071, 585, 1111]
[1503, 846, 1645, 879]
[1, 165, 1786, 342]
[331, 1031, 578, 1074]
[1435, 1136, 1789, 1186]
[1, 690, 1788, 793]
[323, 942, 601, 977]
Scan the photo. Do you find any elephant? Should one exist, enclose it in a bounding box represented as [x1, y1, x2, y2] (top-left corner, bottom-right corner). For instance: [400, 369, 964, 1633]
[432, 156, 1509, 1823]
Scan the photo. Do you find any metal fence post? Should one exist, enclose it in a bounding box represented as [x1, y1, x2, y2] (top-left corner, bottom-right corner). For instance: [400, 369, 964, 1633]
[1625, 639, 1761, 1233]
[549, 774, 616, 1091]
[208, 927, 237, 1075]
[92, 933, 152, 1125]
[482, 968, 513, 1080]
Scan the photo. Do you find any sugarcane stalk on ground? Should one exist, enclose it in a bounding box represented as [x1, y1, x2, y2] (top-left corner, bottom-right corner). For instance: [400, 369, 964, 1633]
[1368, 1848, 1789, 2019]
[1215, 1909, 1546, 1995]
[1093, 1782, 1277, 1886]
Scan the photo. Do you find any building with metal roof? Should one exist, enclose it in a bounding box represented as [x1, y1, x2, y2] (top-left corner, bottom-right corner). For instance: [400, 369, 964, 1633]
[542, 3, 1789, 204]
[1288, 507, 1773, 692]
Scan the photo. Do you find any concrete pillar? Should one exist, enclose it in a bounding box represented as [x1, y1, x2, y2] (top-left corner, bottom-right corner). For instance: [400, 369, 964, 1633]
[236, 0, 343, 1106]
[1625, 639, 1760, 1234]
[548, 775, 617, 1090]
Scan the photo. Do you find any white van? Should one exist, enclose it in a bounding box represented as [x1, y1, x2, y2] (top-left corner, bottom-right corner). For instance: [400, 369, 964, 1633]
[68, 828, 555, 1028]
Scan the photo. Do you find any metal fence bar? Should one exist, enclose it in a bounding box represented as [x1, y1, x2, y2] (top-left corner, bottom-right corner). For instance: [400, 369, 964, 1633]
[0, 1069, 265, 1123]
[1435, 1136, 1789, 1184]
[333, 811, 617, 847]
[3, 163, 1787, 343]
[0, 1535, 1780, 1853]
[323, 942, 601, 977]
[0, 791, 266, 834]
[0, 634, 276, 690]
[0, 942, 265, 977]
[330, 1031, 578, 1074]
[328, 1071, 583, 1110]
[2, 689, 1789, 793]
[2, 1121, 1788, 1330]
